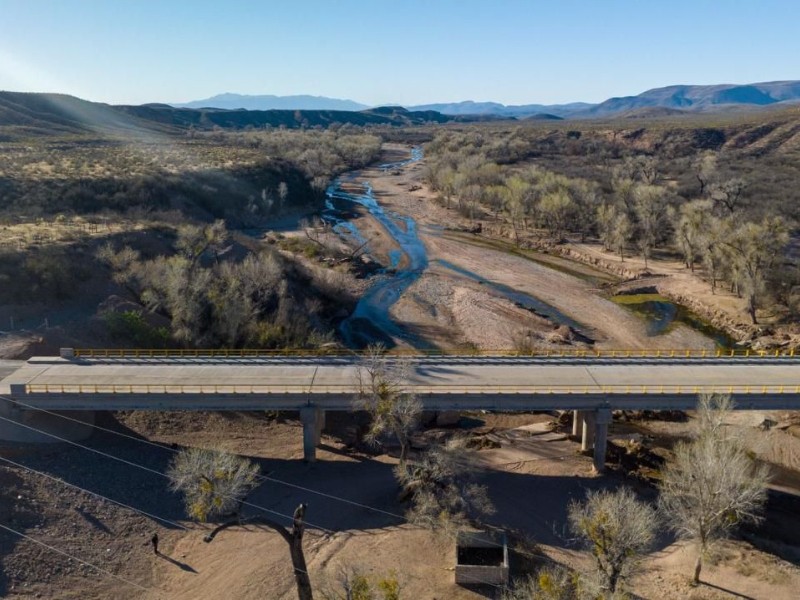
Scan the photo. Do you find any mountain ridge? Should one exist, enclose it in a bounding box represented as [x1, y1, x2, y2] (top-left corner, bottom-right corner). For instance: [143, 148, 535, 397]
[172, 93, 368, 111]
[172, 80, 800, 119]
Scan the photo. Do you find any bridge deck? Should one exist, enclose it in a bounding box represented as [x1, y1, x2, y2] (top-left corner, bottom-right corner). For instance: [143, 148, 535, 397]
[3, 356, 800, 412]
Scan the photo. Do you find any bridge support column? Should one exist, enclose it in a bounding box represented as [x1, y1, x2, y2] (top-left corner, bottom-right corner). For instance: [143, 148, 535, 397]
[315, 409, 326, 445]
[572, 410, 583, 438]
[300, 407, 323, 462]
[581, 411, 595, 452]
[593, 409, 612, 474]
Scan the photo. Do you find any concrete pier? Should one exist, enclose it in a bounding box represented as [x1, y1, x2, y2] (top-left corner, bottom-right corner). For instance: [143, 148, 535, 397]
[572, 410, 583, 437]
[581, 411, 595, 452]
[300, 407, 324, 462]
[593, 409, 612, 473]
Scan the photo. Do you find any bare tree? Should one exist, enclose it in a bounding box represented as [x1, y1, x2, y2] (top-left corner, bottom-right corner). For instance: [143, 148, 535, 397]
[568, 487, 657, 597]
[167, 448, 314, 600]
[395, 437, 494, 531]
[658, 394, 770, 586]
[693, 151, 718, 197]
[709, 178, 747, 215]
[355, 344, 422, 468]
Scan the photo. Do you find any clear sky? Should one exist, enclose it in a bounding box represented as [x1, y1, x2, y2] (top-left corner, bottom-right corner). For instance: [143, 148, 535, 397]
[1, 0, 798, 107]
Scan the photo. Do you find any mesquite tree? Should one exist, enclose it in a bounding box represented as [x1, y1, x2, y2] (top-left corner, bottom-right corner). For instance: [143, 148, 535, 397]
[395, 437, 494, 531]
[568, 487, 657, 597]
[168, 448, 314, 600]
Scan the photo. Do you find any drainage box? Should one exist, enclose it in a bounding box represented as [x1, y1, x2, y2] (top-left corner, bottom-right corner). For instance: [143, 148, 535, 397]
[455, 530, 509, 586]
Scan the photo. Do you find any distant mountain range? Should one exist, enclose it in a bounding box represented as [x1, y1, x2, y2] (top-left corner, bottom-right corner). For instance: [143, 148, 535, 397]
[3, 79, 800, 140]
[404, 101, 591, 118]
[581, 80, 800, 118]
[173, 81, 800, 119]
[174, 93, 368, 112]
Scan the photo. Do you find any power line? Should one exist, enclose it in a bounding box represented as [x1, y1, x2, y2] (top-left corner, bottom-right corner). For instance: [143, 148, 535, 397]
[0, 522, 155, 593]
[0, 455, 192, 532]
[0, 411, 334, 535]
[0, 394, 560, 565]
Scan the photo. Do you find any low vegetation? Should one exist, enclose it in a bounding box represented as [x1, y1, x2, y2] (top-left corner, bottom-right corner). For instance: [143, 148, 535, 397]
[98, 220, 345, 348]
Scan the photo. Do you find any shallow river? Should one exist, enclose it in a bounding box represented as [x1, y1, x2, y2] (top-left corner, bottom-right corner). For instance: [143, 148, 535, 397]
[324, 148, 728, 349]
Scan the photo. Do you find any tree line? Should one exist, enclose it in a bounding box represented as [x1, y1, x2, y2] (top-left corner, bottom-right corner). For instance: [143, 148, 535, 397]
[424, 130, 795, 324]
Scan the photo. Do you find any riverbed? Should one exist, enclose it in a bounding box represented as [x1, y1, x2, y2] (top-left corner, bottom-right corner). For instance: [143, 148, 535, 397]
[324, 145, 719, 351]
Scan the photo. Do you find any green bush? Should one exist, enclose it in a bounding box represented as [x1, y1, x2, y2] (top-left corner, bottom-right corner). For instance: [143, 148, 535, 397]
[104, 310, 170, 347]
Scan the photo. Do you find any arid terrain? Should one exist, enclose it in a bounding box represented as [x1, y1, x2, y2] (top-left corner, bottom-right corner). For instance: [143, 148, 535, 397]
[3, 144, 800, 600]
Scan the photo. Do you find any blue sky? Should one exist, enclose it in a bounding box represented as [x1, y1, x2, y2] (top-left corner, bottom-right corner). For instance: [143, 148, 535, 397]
[0, 0, 798, 106]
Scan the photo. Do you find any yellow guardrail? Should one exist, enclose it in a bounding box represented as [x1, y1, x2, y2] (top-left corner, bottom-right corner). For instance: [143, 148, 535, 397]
[25, 384, 800, 395]
[72, 347, 797, 359]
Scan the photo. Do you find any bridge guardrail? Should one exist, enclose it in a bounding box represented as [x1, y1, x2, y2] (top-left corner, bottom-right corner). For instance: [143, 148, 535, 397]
[23, 383, 800, 395]
[71, 347, 797, 359]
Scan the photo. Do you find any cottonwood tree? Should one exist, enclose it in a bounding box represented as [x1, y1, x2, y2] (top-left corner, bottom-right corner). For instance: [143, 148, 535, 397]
[723, 217, 789, 324]
[539, 190, 574, 241]
[167, 448, 314, 600]
[633, 184, 670, 269]
[355, 344, 422, 468]
[568, 487, 657, 598]
[503, 176, 532, 245]
[597, 205, 632, 261]
[395, 437, 494, 531]
[569, 179, 600, 242]
[658, 394, 769, 586]
[674, 200, 711, 272]
[699, 218, 728, 294]
[175, 219, 228, 266]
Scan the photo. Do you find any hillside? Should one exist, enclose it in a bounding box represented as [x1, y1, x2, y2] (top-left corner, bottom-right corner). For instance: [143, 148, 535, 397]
[0, 92, 455, 140]
[0, 92, 176, 139]
[572, 80, 800, 118]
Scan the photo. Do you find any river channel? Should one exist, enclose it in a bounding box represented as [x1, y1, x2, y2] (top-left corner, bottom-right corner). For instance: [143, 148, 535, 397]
[324, 148, 729, 350]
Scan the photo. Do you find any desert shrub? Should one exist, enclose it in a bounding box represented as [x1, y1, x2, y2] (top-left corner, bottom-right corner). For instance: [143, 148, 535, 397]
[104, 310, 170, 347]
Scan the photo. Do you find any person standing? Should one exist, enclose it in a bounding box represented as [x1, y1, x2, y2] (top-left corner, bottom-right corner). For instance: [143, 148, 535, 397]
[151, 532, 159, 555]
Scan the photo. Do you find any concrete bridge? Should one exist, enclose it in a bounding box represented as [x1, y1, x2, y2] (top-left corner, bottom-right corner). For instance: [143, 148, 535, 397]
[2, 348, 800, 472]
